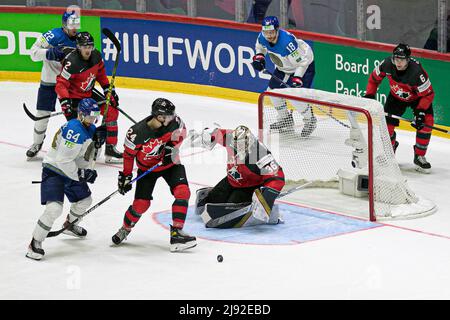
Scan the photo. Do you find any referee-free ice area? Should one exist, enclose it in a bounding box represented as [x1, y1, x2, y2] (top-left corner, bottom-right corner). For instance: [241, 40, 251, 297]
[0, 82, 449, 299]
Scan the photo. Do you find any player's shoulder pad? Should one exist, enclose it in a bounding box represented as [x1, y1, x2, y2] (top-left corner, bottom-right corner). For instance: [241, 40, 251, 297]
[61, 120, 92, 146]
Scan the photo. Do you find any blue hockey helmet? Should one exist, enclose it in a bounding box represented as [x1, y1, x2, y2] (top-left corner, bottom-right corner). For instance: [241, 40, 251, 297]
[62, 9, 81, 30]
[262, 16, 280, 31]
[78, 98, 100, 123]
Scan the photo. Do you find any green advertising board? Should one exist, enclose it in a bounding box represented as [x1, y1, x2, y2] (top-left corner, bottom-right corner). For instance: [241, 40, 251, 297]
[313, 42, 450, 125]
[0, 13, 100, 72]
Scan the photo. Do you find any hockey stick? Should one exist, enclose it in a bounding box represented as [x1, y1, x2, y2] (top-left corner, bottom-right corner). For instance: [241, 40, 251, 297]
[385, 113, 450, 134]
[46, 162, 162, 238]
[92, 88, 137, 124]
[23, 103, 64, 121]
[101, 28, 121, 125]
[263, 69, 350, 129]
[23, 100, 107, 122]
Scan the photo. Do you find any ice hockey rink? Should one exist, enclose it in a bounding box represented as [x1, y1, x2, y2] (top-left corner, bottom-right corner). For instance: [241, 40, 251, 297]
[1, 82, 449, 300]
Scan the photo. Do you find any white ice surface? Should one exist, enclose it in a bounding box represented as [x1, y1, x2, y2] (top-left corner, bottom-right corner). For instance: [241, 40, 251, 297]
[0, 82, 449, 299]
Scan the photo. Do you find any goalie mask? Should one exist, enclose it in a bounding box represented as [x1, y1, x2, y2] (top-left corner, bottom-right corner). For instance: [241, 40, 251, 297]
[231, 125, 255, 161]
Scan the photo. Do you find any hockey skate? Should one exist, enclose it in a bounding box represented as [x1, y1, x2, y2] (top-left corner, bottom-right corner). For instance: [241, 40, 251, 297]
[26, 238, 45, 261]
[300, 114, 317, 137]
[170, 225, 197, 252]
[414, 154, 431, 174]
[26, 142, 43, 160]
[269, 112, 294, 132]
[62, 219, 87, 238]
[105, 144, 123, 163]
[112, 226, 131, 245]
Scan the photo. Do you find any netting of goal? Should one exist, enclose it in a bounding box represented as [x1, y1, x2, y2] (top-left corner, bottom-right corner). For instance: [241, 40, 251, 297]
[258, 88, 436, 221]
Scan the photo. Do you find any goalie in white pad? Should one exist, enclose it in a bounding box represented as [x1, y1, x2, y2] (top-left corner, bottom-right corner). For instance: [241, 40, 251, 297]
[190, 125, 285, 228]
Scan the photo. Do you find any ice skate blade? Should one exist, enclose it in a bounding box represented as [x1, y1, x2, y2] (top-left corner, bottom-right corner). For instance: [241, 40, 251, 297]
[415, 166, 431, 174]
[26, 251, 43, 261]
[105, 157, 123, 164]
[170, 241, 197, 252]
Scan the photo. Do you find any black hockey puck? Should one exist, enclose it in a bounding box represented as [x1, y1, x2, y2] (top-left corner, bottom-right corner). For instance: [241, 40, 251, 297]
[217, 255, 223, 262]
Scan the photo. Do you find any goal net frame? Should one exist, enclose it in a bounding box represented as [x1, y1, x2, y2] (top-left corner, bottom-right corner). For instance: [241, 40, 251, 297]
[258, 88, 435, 222]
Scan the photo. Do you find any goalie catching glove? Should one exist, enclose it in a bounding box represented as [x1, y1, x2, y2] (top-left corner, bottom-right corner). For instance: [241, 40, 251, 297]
[188, 127, 218, 150]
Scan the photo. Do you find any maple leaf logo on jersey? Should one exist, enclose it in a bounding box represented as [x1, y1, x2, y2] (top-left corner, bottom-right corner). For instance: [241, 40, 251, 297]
[227, 166, 242, 182]
[142, 138, 163, 160]
[80, 73, 96, 92]
[392, 84, 411, 99]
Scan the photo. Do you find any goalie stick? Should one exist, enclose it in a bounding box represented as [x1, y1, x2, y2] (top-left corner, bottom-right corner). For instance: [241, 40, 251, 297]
[46, 162, 162, 238]
[385, 113, 450, 134]
[263, 69, 350, 129]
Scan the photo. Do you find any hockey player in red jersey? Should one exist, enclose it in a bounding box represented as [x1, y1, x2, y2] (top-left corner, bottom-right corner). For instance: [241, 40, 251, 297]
[111, 98, 196, 252]
[190, 125, 285, 228]
[56, 31, 123, 163]
[365, 43, 435, 173]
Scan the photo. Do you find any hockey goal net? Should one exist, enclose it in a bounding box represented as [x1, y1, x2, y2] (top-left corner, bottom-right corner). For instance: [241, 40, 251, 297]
[258, 88, 436, 221]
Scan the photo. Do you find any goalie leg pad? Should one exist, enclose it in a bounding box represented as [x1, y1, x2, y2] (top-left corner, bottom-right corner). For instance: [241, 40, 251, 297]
[251, 187, 281, 223]
[195, 187, 213, 215]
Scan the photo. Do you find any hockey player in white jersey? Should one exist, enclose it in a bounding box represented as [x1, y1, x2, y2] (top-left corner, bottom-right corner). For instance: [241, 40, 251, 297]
[26, 98, 106, 261]
[252, 16, 316, 136]
[26, 7, 80, 160]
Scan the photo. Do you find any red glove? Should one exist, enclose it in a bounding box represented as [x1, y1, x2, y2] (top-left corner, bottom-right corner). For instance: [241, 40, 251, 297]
[103, 86, 119, 107]
[60, 98, 75, 120]
[290, 76, 303, 88]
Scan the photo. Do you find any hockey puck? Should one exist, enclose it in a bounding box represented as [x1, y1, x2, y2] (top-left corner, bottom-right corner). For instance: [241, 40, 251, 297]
[217, 255, 223, 263]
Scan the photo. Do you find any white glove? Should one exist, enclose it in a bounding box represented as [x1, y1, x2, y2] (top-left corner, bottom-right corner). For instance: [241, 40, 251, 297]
[188, 128, 217, 150]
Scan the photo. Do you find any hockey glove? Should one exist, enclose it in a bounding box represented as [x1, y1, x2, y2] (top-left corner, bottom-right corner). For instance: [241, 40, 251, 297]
[289, 76, 303, 88]
[93, 125, 107, 149]
[162, 145, 179, 166]
[78, 168, 98, 184]
[46, 46, 65, 61]
[60, 98, 75, 120]
[252, 54, 266, 72]
[118, 171, 133, 195]
[412, 111, 426, 130]
[103, 85, 119, 107]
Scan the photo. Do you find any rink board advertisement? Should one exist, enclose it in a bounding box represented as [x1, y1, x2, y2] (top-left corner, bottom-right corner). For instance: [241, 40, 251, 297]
[0, 13, 100, 72]
[313, 42, 450, 125]
[1, 10, 450, 126]
[99, 17, 277, 93]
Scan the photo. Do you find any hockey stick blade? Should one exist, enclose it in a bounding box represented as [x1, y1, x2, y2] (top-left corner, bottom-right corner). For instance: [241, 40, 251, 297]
[102, 28, 122, 52]
[46, 162, 162, 238]
[23, 103, 64, 121]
